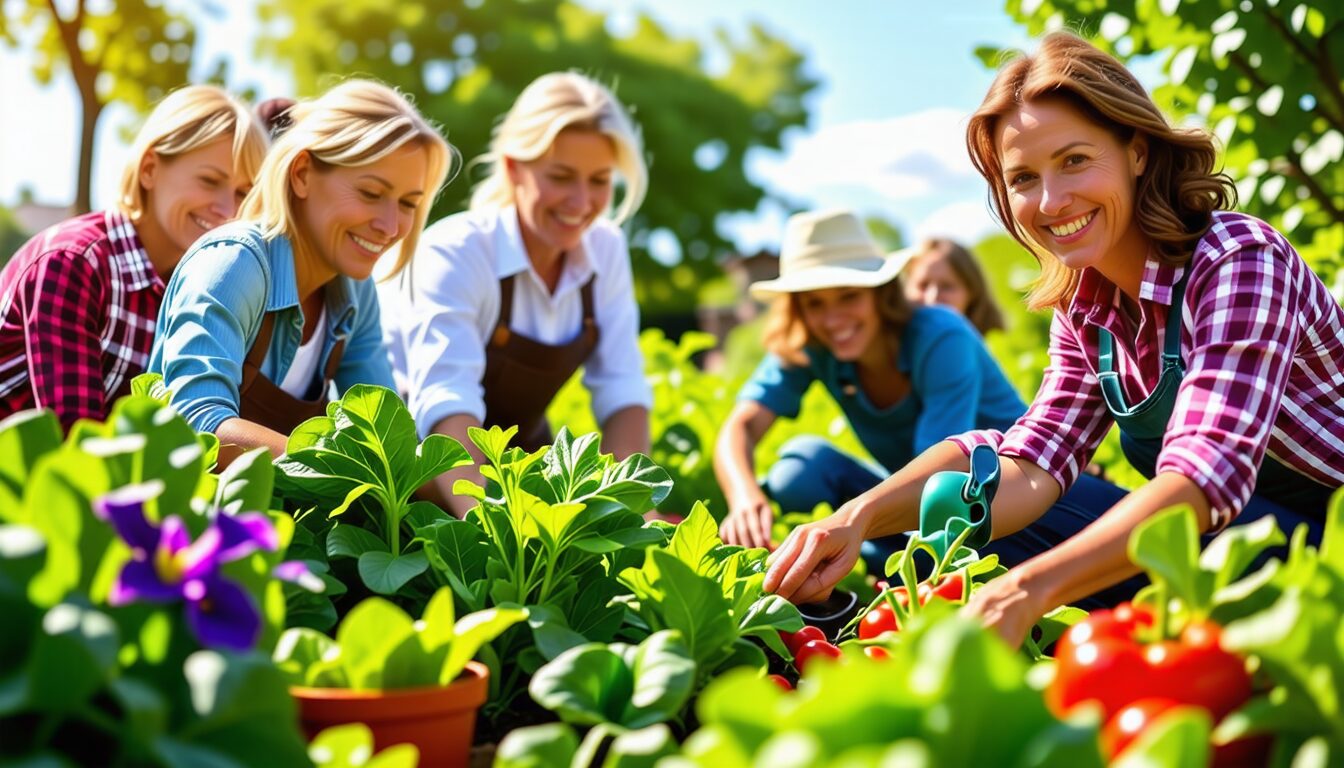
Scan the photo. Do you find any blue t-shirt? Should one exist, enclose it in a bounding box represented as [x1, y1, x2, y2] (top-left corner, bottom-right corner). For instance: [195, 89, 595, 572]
[739, 305, 1026, 471]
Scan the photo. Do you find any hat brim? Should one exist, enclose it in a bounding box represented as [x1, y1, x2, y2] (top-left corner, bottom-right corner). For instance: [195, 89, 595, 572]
[749, 246, 918, 301]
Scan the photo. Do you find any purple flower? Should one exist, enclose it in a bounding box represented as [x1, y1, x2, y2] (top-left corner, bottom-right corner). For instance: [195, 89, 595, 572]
[94, 484, 280, 652]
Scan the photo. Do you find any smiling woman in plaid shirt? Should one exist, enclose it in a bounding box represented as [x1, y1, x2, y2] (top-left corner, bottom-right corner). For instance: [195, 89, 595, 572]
[765, 32, 1344, 647]
[0, 85, 268, 430]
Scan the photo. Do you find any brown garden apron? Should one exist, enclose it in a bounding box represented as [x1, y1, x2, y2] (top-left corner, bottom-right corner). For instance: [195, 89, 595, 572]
[481, 273, 599, 451]
[216, 311, 346, 467]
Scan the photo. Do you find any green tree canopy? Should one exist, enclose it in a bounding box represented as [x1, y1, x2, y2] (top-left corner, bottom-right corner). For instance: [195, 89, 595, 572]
[255, 0, 820, 317]
[983, 0, 1344, 294]
[1, 0, 197, 213]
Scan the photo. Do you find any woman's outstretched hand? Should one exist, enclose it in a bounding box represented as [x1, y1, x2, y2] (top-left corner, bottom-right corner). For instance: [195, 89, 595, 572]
[763, 511, 866, 604]
[720, 488, 776, 550]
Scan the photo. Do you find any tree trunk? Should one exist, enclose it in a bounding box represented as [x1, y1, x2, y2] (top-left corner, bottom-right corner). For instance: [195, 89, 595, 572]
[75, 93, 102, 215]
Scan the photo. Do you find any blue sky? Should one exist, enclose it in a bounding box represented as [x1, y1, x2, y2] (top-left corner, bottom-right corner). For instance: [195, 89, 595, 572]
[1, 1, 1045, 251]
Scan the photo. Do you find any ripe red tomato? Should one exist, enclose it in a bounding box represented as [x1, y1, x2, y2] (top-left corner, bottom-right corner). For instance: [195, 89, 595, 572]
[858, 603, 899, 640]
[779, 625, 826, 655]
[794, 639, 842, 673]
[1101, 698, 1182, 759]
[922, 572, 966, 603]
[1050, 606, 1251, 728]
[862, 645, 890, 661]
[766, 673, 793, 692]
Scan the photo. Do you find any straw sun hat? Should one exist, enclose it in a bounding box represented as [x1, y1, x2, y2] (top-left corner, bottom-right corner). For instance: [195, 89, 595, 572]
[749, 209, 915, 301]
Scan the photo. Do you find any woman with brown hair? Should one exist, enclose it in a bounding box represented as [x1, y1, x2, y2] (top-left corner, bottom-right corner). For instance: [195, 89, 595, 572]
[902, 238, 1005, 336]
[714, 209, 1026, 570]
[765, 32, 1344, 645]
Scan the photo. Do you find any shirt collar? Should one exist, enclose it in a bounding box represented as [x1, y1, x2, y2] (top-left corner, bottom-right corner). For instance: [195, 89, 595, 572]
[494, 205, 600, 289]
[1066, 254, 1187, 326]
[107, 210, 162, 292]
[267, 234, 359, 332]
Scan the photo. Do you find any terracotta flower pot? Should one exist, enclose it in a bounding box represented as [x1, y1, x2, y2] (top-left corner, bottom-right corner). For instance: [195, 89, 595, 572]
[291, 660, 489, 768]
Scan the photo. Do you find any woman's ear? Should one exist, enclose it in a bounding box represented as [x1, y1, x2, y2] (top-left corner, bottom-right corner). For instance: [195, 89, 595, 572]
[1129, 134, 1148, 176]
[504, 156, 520, 185]
[138, 150, 160, 192]
[290, 150, 312, 200]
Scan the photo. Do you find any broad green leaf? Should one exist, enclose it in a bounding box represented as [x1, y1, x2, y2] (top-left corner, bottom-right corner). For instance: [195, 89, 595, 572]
[108, 676, 168, 753]
[495, 723, 580, 768]
[527, 603, 591, 661]
[621, 631, 696, 728]
[528, 642, 630, 726]
[468, 424, 520, 467]
[357, 550, 429, 595]
[603, 724, 678, 767]
[129, 372, 171, 403]
[406, 433, 472, 493]
[1129, 505, 1213, 611]
[26, 603, 120, 712]
[0, 409, 61, 505]
[571, 525, 667, 554]
[417, 518, 489, 603]
[441, 607, 528, 686]
[308, 723, 419, 768]
[214, 447, 276, 516]
[1199, 514, 1285, 591]
[418, 586, 457, 649]
[273, 627, 340, 686]
[325, 524, 386, 560]
[334, 598, 415, 689]
[668, 502, 720, 574]
[176, 651, 310, 765]
[621, 550, 736, 672]
[595, 453, 673, 516]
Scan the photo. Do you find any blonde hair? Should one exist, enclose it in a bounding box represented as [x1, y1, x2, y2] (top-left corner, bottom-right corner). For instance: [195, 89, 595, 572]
[907, 238, 1005, 335]
[762, 279, 913, 367]
[470, 72, 647, 224]
[118, 84, 268, 219]
[239, 79, 454, 278]
[966, 31, 1235, 309]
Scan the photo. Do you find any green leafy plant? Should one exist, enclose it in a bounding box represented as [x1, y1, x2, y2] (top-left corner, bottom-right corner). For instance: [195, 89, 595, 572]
[274, 384, 472, 600]
[661, 609, 1105, 767]
[308, 722, 419, 768]
[0, 400, 310, 767]
[417, 426, 673, 728]
[274, 587, 525, 691]
[617, 504, 804, 687]
[528, 629, 696, 731]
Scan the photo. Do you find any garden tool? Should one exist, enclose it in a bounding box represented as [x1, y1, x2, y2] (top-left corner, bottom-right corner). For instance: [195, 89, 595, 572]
[918, 443, 1000, 561]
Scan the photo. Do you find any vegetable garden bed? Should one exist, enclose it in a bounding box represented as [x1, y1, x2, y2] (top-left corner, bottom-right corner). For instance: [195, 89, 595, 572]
[1, 375, 1341, 768]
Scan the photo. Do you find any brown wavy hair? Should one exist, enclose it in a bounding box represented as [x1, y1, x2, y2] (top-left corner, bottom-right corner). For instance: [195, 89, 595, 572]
[907, 238, 1005, 335]
[966, 31, 1236, 309]
[762, 278, 913, 367]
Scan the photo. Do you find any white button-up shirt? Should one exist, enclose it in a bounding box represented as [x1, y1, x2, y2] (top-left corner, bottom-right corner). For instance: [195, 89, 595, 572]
[379, 206, 651, 439]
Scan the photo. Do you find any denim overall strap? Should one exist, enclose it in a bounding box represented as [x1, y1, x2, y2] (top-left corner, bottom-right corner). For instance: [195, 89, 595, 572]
[1096, 270, 1188, 441]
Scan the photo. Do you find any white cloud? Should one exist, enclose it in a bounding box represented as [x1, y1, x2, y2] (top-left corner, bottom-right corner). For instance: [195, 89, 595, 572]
[910, 198, 1004, 246]
[754, 108, 980, 203]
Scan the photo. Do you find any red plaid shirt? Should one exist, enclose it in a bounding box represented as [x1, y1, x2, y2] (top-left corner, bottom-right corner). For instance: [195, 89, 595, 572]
[952, 212, 1344, 529]
[0, 211, 165, 429]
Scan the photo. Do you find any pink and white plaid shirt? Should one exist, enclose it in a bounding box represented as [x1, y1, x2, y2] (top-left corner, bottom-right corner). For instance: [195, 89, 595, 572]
[0, 210, 164, 429]
[952, 212, 1344, 529]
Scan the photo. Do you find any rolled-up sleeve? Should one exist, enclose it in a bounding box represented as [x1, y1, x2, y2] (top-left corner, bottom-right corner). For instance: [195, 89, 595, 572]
[737, 353, 812, 419]
[398, 240, 493, 438]
[1160, 244, 1300, 530]
[152, 240, 268, 434]
[582, 232, 653, 425]
[949, 311, 1112, 494]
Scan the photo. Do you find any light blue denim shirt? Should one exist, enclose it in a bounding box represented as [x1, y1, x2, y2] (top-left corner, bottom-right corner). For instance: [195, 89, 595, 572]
[149, 220, 395, 433]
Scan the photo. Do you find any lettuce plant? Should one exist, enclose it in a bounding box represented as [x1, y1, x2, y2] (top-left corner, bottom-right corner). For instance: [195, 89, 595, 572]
[274, 385, 472, 599]
[417, 426, 672, 726]
[274, 587, 525, 691]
